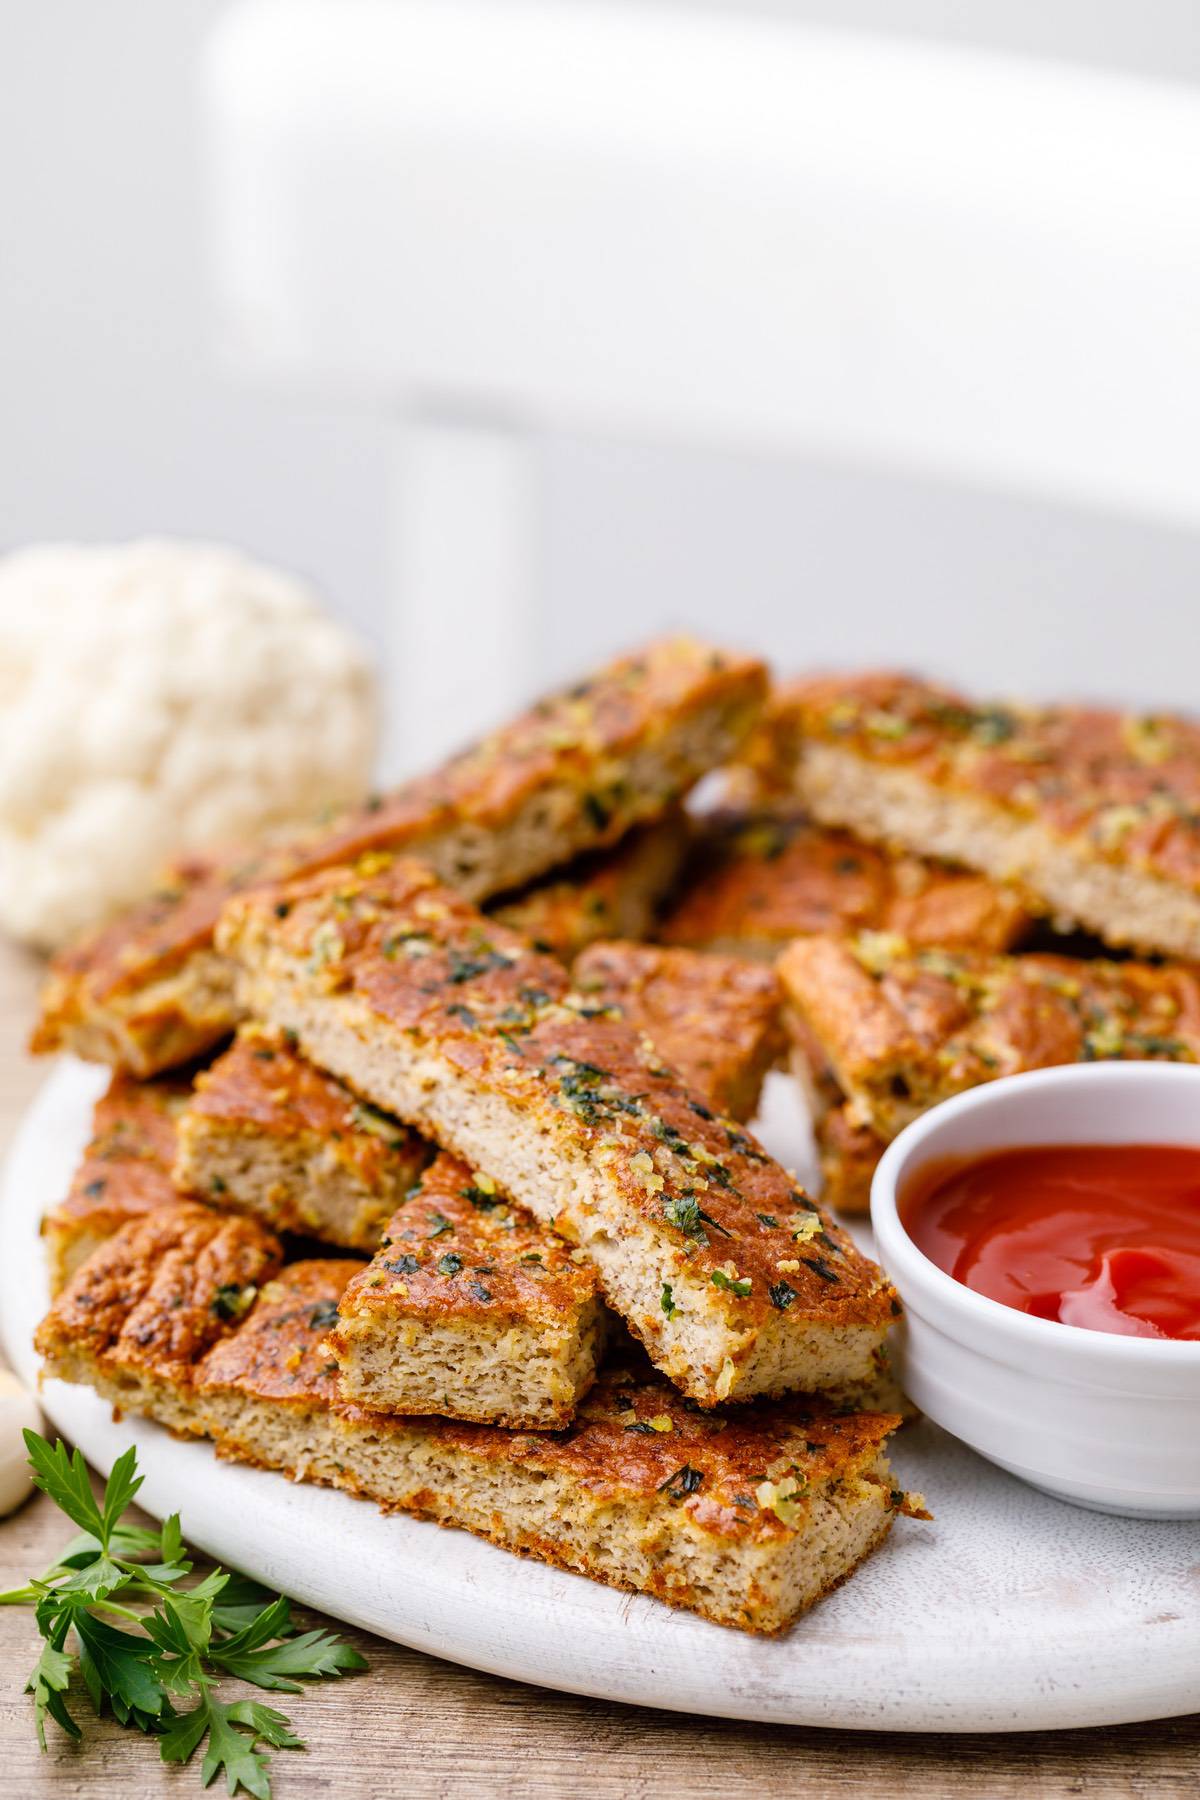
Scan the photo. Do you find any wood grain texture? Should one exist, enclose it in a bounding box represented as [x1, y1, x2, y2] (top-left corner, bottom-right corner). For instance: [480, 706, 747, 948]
[0, 939, 1196, 1797]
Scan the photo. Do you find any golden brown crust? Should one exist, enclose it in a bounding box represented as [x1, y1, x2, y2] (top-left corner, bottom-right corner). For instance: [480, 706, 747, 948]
[42, 1073, 196, 1290]
[47, 1072, 188, 1221]
[202, 1268, 898, 1514]
[315, 641, 765, 864]
[176, 1023, 431, 1236]
[814, 1103, 886, 1216]
[35, 1203, 283, 1388]
[196, 1259, 362, 1406]
[34, 639, 766, 1074]
[659, 805, 1029, 957]
[489, 813, 689, 961]
[47, 1251, 921, 1635]
[571, 939, 784, 1122]
[333, 1151, 597, 1331]
[780, 931, 1200, 1141]
[218, 854, 897, 1351]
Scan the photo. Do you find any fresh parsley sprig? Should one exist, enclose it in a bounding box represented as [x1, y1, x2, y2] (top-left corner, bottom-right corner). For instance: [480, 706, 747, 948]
[1, 1431, 367, 1797]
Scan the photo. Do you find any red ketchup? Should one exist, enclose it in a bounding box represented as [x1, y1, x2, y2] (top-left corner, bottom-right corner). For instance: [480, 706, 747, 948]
[901, 1145, 1200, 1341]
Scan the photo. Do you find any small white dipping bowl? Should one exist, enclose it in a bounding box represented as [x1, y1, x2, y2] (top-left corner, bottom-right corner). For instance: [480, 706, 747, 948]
[871, 1062, 1200, 1519]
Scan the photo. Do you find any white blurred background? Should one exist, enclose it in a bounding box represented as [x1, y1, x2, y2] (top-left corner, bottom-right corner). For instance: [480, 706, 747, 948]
[4, 0, 1200, 744]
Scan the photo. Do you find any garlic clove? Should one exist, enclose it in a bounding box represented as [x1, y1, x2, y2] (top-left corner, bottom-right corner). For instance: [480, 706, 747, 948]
[0, 1370, 42, 1516]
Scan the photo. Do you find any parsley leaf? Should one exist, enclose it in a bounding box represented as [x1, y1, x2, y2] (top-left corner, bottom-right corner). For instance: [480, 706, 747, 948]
[801, 1254, 841, 1284]
[209, 1573, 281, 1636]
[382, 1254, 419, 1276]
[461, 1184, 503, 1211]
[163, 1694, 301, 1800]
[26, 1633, 78, 1750]
[9, 1432, 367, 1795]
[661, 1192, 733, 1244]
[24, 1435, 105, 1541]
[711, 1268, 752, 1299]
[211, 1284, 257, 1323]
[348, 1102, 407, 1145]
[72, 1608, 167, 1721]
[100, 1444, 143, 1541]
[212, 1618, 367, 1693]
[657, 1463, 704, 1500]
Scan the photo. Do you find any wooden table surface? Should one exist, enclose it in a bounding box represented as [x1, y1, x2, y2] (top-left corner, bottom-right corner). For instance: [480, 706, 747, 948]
[0, 942, 1196, 1798]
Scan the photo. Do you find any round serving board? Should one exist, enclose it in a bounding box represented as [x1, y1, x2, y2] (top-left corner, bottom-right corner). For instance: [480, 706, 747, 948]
[3, 1059, 1198, 1733]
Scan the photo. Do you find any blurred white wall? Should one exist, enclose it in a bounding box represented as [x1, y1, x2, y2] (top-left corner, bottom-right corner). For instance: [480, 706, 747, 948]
[3, 0, 1200, 723]
[0, 1, 389, 658]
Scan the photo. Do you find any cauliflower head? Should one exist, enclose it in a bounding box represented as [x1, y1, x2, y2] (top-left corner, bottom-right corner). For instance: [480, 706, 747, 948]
[0, 540, 378, 949]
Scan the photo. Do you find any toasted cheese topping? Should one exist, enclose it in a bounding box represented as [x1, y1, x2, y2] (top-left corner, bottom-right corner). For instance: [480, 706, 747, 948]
[48, 1071, 191, 1232]
[34, 1204, 283, 1386]
[571, 939, 784, 1122]
[781, 931, 1200, 1142]
[197, 1259, 362, 1405]
[660, 805, 1029, 955]
[334, 1150, 597, 1326]
[219, 854, 896, 1334]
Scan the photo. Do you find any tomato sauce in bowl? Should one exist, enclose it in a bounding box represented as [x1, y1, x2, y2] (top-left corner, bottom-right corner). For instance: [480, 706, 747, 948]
[901, 1144, 1200, 1341]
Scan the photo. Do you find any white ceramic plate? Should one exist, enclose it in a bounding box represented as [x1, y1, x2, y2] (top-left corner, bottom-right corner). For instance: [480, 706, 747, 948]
[3, 1060, 1199, 1733]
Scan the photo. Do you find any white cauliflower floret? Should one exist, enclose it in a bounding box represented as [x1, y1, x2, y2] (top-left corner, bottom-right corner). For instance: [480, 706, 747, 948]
[0, 540, 378, 949]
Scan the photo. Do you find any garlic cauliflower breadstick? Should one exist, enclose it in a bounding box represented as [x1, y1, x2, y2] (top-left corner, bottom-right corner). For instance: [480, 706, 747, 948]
[779, 932, 1200, 1146]
[571, 939, 784, 1123]
[35, 1203, 283, 1436]
[176, 1042, 607, 1427]
[173, 1023, 432, 1250]
[217, 854, 898, 1406]
[785, 933, 1200, 1213]
[658, 804, 1030, 959]
[174, 949, 783, 1246]
[41, 1072, 196, 1293]
[782, 671, 1200, 960]
[171, 960, 794, 1426]
[328, 1151, 606, 1429]
[38, 1238, 923, 1635]
[210, 1271, 918, 1637]
[33, 637, 766, 1076]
